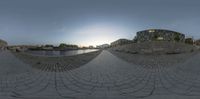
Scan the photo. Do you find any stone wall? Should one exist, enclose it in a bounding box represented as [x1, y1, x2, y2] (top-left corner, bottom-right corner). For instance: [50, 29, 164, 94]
[111, 41, 197, 54]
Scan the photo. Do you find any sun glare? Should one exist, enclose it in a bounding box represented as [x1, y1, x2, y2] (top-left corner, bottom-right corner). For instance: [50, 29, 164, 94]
[72, 24, 127, 46]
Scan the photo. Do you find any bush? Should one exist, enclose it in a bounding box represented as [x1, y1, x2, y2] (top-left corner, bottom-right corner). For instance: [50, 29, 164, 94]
[174, 35, 180, 42]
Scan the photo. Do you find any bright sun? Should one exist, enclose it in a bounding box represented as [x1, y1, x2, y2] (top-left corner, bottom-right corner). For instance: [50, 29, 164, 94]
[72, 24, 127, 46]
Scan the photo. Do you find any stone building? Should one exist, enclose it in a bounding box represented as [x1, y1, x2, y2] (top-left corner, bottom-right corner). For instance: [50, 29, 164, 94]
[185, 38, 194, 45]
[111, 39, 133, 47]
[0, 39, 7, 51]
[135, 29, 185, 42]
[195, 39, 200, 46]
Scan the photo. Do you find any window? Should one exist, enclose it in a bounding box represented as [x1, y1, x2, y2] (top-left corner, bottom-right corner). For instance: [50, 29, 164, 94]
[157, 37, 164, 40]
[149, 29, 155, 33]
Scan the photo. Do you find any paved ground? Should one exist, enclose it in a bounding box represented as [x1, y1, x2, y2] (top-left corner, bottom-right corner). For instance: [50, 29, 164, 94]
[0, 50, 200, 99]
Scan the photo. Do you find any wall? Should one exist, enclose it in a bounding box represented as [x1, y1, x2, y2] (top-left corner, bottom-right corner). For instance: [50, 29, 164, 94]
[111, 41, 197, 54]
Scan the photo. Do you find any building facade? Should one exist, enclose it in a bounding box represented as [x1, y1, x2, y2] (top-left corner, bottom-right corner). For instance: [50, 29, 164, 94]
[185, 38, 194, 45]
[195, 39, 200, 46]
[111, 39, 133, 47]
[136, 29, 185, 42]
[0, 39, 7, 51]
[96, 44, 110, 49]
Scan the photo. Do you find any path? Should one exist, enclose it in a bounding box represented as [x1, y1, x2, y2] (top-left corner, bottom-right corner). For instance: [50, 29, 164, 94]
[0, 50, 200, 99]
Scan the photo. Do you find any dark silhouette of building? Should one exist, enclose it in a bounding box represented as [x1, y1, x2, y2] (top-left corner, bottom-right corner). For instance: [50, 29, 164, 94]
[111, 39, 133, 47]
[0, 39, 7, 51]
[195, 39, 200, 46]
[185, 38, 194, 45]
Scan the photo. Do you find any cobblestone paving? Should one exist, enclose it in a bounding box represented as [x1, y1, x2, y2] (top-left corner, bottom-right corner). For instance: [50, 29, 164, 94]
[0, 50, 200, 99]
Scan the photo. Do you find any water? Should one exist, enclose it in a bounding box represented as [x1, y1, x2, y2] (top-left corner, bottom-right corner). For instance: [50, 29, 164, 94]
[25, 49, 99, 57]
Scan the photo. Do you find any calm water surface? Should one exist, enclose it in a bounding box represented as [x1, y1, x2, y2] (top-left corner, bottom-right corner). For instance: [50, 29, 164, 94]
[26, 49, 99, 57]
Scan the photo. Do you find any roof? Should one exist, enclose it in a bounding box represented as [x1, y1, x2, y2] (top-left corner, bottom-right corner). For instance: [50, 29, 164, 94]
[137, 29, 184, 35]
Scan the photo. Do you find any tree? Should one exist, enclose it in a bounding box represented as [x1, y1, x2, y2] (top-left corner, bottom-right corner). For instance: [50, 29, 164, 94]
[59, 43, 78, 49]
[45, 44, 54, 47]
[59, 43, 67, 48]
[174, 35, 180, 42]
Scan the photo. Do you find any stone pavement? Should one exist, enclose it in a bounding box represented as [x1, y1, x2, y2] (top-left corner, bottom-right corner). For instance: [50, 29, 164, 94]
[0, 50, 200, 99]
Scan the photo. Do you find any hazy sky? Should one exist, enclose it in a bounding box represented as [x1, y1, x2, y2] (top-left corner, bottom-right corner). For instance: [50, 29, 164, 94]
[0, 0, 200, 46]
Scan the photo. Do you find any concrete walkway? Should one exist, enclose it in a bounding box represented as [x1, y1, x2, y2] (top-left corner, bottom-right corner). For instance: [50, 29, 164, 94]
[1, 50, 200, 99]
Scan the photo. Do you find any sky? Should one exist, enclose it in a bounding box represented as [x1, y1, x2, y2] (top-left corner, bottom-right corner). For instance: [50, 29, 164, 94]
[0, 0, 200, 46]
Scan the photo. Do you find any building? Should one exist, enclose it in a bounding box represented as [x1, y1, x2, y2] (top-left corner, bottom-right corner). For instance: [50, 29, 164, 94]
[195, 39, 200, 46]
[96, 44, 110, 49]
[111, 39, 133, 47]
[0, 39, 7, 51]
[8, 45, 38, 52]
[185, 38, 194, 45]
[89, 45, 94, 49]
[135, 29, 185, 42]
